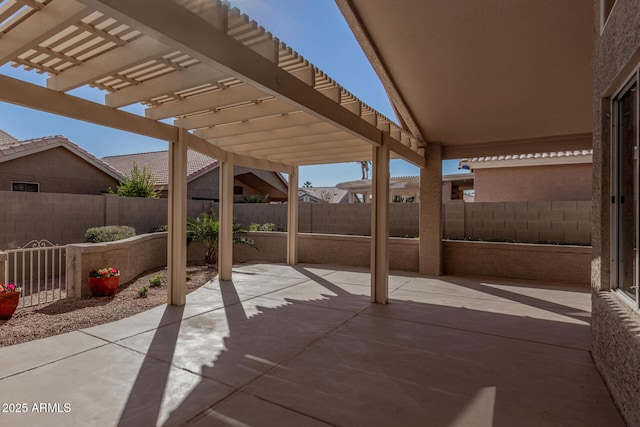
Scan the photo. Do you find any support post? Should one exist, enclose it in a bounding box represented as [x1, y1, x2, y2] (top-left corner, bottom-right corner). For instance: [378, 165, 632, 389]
[287, 166, 299, 265]
[419, 142, 443, 275]
[219, 152, 234, 280]
[167, 129, 188, 305]
[371, 142, 390, 304]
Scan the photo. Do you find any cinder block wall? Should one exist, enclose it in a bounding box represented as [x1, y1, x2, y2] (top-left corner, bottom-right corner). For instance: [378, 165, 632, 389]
[0, 191, 104, 250]
[445, 200, 592, 245]
[0, 190, 591, 250]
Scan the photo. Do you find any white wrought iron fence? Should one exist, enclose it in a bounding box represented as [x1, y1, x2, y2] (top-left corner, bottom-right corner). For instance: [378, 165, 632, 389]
[4, 240, 67, 308]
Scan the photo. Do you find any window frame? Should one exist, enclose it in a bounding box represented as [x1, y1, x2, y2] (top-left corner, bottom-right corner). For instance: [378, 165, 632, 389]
[611, 69, 640, 310]
[11, 181, 40, 193]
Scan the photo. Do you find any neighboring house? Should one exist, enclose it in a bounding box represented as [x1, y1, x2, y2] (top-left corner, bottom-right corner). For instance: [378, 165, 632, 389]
[298, 187, 350, 203]
[459, 150, 592, 202]
[102, 149, 288, 202]
[336, 173, 474, 203]
[0, 132, 121, 195]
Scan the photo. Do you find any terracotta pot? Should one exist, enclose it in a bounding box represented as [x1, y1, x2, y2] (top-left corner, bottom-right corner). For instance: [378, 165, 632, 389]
[0, 292, 19, 320]
[88, 276, 120, 297]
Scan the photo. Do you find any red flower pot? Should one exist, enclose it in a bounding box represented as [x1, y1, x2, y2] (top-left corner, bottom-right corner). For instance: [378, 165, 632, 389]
[0, 292, 19, 320]
[88, 276, 120, 297]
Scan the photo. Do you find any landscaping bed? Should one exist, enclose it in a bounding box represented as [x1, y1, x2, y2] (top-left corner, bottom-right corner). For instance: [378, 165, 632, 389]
[0, 266, 216, 347]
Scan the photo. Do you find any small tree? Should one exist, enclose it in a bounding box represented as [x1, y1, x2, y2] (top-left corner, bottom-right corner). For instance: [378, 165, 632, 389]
[187, 210, 255, 265]
[117, 162, 161, 198]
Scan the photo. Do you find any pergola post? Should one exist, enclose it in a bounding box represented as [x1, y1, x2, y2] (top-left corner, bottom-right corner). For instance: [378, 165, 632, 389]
[219, 152, 234, 281]
[287, 165, 299, 265]
[371, 142, 390, 304]
[419, 142, 443, 275]
[167, 129, 188, 305]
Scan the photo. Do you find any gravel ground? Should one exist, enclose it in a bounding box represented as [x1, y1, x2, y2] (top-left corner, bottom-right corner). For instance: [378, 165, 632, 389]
[0, 266, 216, 347]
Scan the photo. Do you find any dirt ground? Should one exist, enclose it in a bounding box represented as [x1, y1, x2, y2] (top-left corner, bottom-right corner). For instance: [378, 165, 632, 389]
[0, 266, 216, 347]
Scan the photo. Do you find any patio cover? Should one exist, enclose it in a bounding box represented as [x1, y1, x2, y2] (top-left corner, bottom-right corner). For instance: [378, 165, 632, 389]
[0, 0, 425, 304]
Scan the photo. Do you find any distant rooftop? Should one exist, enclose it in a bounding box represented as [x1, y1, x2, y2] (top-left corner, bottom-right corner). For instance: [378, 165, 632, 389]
[102, 150, 219, 186]
[0, 133, 123, 180]
[0, 130, 19, 147]
[460, 150, 593, 169]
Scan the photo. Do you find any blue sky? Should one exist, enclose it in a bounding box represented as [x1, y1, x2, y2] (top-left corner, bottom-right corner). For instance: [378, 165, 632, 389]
[0, 0, 462, 186]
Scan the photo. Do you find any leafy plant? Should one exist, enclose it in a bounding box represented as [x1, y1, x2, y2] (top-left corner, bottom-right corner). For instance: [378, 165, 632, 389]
[303, 181, 312, 188]
[187, 209, 256, 265]
[0, 283, 20, 294]
[117, 162, 162, 198]
[148, 274, 162, 287]
[391, 195, 405, 203]
[137, 286, 148, 298]
[89, 267, 120, 278]
[149, 224, 168, 233]
[249, 223, 277, 231]
[239, 194, 269, 203]
[85, 226, 135, 243]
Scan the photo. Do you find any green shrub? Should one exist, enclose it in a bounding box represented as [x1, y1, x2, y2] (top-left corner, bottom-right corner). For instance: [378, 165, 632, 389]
[239, 194, 269, 203]
[137, 286, 148, 297]
[85, 226, 136, 243]
[117, 162, 162, 198]
[248, 223, 277, 231]
[148, 274, 162, 287]
[150, 225, 168, 233]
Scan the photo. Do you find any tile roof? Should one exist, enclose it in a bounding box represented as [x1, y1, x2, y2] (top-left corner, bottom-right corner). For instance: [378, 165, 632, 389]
[0, 135, 123, 180]
[102, 149, 219, 186]
[460, 149, 592, 164]
[298, 187, 349, 203]
[0, 129, 18, 146]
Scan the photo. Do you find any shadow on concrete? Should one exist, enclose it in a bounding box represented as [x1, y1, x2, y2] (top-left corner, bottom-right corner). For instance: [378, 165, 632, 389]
[115, 266, 619, 426]
[117, 304, 184, 427]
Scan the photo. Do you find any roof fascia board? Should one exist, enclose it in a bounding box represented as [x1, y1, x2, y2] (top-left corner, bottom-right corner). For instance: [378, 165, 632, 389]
[461, 155, 592, 170]
[79, 0, 388, 148]
[442, 133, 593, 160]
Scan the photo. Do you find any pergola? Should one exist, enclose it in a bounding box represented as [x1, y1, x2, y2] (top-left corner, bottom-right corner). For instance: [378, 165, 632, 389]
[0, 0, 426, 304]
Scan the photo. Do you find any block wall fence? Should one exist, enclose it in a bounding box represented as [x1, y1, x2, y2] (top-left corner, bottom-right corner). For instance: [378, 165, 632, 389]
[0, 190, 591, 250]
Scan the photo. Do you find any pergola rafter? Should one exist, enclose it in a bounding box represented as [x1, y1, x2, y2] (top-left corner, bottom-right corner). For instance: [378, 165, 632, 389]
[0, 0, 427, 305]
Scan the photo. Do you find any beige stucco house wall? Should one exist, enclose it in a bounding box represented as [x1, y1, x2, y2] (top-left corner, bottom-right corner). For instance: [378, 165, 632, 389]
[0, 137, 120, 195]
[472, 163, 592, 202]
[592, 0, 640, 425]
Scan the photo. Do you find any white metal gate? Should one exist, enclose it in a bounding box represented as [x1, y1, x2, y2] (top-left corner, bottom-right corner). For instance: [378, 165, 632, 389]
[4, 240, 67, 308]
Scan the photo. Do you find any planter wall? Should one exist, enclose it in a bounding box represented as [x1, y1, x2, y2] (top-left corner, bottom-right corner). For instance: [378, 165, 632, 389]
[66, 233, 167, 297]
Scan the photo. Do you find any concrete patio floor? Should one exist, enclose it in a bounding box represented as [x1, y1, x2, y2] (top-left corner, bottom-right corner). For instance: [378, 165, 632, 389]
[0, 263, 624, 426]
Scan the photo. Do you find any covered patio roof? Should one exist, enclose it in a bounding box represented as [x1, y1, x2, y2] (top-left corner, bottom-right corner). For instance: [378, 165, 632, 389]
[0, 0, 424, 169]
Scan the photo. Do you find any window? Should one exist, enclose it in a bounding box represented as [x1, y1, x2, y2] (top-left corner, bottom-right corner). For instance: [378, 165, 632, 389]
[11, 181, 39, 192]
[611, 74, 639, 307]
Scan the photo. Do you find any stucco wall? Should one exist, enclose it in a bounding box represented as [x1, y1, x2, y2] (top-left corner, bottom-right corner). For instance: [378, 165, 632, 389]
[66, 233, 167, 297]
[592, 1, 640, 425]
[473, 163, 592, 202]
[233, 231, 420, 272]
[443, 240, 591, 285]
[0, 147, 118, 195]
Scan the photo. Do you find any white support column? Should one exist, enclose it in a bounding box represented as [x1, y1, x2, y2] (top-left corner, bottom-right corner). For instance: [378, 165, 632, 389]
[167, 129, 188, 305]
[419, 142, 443, 275]
[219, 152, 234, 280]
[371, 142, 390, 304]
[287, 166, 299, 265]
